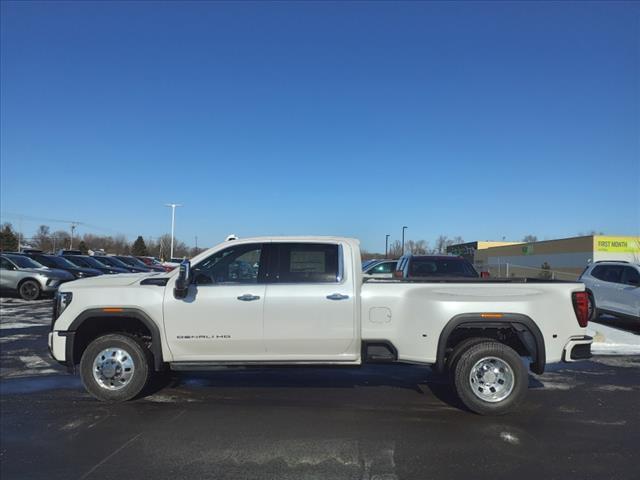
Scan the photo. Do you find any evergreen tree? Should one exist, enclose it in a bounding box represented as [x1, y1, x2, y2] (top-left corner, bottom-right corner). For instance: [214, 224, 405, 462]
[0, 223, 19, 252]
[78, 241, 89, 255]
[131, 236, 148, 256]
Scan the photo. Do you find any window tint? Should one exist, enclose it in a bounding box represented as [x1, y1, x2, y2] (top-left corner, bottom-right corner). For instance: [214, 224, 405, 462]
[592, 265, 623, 283]
[368, 261, 396, 274]
[274, 243, 339, 283]
[409, 258, 478, 278]
[622, 267, 640, 286]
[1, 257, 14, 270]
[192, 243, 263, 285]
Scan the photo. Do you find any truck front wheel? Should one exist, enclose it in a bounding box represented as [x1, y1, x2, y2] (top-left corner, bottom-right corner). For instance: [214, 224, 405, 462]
[80, 333, 152, 402]
[453, 341, 527, 415]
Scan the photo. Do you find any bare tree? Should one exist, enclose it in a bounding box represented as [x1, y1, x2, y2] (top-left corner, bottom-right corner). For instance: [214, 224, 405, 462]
[522, 235, 537, 242]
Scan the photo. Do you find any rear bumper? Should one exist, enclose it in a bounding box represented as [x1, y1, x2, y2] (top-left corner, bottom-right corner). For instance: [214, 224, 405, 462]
[562, 335, 593, 362]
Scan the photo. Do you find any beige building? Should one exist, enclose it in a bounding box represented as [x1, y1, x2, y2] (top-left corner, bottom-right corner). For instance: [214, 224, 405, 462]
[464, 235, 640, 280]
[446, 241, 522, 263]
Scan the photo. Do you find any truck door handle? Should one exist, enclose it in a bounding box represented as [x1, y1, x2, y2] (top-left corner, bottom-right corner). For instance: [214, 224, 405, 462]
[237, 294, 260, 301]
[326, 293, 349, 301]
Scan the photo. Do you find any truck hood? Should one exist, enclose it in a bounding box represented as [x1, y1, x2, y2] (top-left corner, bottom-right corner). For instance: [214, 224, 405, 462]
[61, 272, 169, 289]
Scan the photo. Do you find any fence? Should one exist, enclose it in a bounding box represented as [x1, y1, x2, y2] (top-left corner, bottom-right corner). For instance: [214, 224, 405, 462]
[476, 262, 581, 281]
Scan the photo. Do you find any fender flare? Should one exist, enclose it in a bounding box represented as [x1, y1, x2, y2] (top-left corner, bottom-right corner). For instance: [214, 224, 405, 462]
[65, 308, 164, 371]
[435, 313, 546, 374]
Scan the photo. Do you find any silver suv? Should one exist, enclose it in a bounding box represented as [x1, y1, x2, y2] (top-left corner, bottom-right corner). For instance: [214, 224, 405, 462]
[0, 253, 74, 300]
[580, 261, 640, 321]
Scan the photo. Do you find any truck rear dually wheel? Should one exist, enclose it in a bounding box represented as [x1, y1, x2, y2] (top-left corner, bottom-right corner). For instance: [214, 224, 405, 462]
[453, 341, 527, 415]
[80, 333, 151, 402]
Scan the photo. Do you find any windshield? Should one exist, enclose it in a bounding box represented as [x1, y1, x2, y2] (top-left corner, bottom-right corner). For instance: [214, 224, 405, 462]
[77, 256, 109, 268]
[41, 255, 78, 268]
[117, 256, 147, 268]
[65, 256, 91, 268]
[94, 256, 129, 268]
[4, 254, 44, 269]
[409, 258, 479, 278]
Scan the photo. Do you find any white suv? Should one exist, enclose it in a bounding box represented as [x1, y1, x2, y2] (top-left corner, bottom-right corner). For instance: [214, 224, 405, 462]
[580, 261, 640, 321]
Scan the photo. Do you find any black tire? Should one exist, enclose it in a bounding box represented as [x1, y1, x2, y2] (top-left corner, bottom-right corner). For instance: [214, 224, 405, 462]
[446, 337, 493, 377]
[453, 341, 527, 415]
[80, 333, 152, 402]
[18, 279, 41, 301]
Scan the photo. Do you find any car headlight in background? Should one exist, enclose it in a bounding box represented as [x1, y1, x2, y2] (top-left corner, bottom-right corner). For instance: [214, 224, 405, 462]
[55, 291, 73, 320]
[74, 271, 85, 278]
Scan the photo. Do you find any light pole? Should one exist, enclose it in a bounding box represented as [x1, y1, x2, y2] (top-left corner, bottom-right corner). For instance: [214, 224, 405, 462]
[402, 226, 408, 254]
[165, 203, 183, 259]
[385, 234, 390, 258]
[70, 223, 77, 249]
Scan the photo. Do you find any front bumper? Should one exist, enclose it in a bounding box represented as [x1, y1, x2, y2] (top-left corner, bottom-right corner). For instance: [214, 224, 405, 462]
[48, 330, 76, 372]
[562, 335, 593, 362]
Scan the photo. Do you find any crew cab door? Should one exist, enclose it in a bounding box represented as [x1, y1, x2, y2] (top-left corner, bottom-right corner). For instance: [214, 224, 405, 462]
[163, 243, 267, 361]
[262, 242, 357, 359]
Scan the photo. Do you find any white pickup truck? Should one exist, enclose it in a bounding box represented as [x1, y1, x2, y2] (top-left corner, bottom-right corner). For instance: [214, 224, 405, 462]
[49, 236, 593, 414]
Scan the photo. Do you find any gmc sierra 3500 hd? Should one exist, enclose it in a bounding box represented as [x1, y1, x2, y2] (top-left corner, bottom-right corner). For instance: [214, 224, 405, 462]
[49, 236, 593, 415]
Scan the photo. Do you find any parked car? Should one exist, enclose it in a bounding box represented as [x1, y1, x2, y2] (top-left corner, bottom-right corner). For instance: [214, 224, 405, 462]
[91, 255, 150, 273]
[362, 259, 381, 270]
[395, 254, 479, 279]
[136, 256, 174, 272]
[61, 255, 130, 275]
[579, 261, 640, 321]
[50, 235, 592, 414]
[22, 252, 103, 279]
[0, 253, 74, 300]
[363, 259, 398, 278]
[113, 256, 162, 272]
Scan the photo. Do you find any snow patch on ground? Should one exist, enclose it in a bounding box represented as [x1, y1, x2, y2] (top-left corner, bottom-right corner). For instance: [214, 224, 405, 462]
[589, 322, 640, 355]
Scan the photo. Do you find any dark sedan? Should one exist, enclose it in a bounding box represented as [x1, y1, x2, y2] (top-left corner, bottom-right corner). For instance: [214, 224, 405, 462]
[114, 256, 164, 272]
[21, 253, 103, 279]
[91, 255, 150, 273]
[62, 255, 130, 274]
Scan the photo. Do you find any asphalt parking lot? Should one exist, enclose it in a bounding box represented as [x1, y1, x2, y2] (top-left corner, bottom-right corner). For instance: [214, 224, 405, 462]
[1, 299, 639, 480]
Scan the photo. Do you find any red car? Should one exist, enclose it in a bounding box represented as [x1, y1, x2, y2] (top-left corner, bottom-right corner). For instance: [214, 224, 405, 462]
[136, 256, 175, 272]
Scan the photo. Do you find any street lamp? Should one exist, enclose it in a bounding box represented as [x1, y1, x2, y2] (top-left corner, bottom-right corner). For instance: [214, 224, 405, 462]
[385, 234, 390, 258]
[402, 226, 408, 254]
[164, 203, 183, 259]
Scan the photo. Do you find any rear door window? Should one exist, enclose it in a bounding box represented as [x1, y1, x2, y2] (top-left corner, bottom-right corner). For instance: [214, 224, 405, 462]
[273, 243, 340, 283]
[409, 258, 478, 278]
[592, 265, 624, 284]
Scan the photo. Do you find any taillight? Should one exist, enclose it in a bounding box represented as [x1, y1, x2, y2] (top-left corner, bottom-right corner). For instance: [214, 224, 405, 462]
[393, 270, 403, 278]
[572, 291, 589, 327]
[480, 271, 490, 278]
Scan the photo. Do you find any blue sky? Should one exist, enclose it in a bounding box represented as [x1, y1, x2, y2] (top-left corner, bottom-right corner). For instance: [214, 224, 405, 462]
[1, 1, 639, 252]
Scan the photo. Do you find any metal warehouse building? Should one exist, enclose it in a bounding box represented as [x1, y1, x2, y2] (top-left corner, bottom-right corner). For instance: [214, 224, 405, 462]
[452, 235, 640, 280]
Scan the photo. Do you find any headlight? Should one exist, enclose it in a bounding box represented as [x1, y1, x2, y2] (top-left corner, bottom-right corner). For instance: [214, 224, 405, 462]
[74, 271, 85, 278]
[54, 291, 73, 321]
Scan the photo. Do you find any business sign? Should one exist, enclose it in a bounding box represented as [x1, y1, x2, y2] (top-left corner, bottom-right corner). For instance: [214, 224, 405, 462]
[594, 236, 640, 253]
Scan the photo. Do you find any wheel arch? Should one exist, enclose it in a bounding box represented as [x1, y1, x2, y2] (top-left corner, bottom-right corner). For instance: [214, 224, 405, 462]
[435, 313, 546, 375]
[66, 308, 164, 372]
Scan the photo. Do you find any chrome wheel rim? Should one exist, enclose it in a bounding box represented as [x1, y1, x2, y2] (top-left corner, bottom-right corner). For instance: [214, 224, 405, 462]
[469, 356, 515, 403]
[92, 348, 135, 390]
[20, 281, 39, 300]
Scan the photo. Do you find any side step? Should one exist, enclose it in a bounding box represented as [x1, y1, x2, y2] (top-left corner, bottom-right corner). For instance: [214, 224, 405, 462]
[362, 341, 398, 363]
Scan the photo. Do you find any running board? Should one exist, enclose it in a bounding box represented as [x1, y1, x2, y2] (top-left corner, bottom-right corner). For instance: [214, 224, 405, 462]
[170, 360, 360, 370]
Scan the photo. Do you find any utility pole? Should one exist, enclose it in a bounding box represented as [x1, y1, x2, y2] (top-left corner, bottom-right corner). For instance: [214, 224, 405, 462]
[385, 234, 390, 258]
[402, 226, 408, 254]
[164, 203, 183, 259]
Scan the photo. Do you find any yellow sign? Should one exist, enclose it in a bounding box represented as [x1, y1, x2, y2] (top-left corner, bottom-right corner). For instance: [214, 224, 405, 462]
[594, 236, 640, 253]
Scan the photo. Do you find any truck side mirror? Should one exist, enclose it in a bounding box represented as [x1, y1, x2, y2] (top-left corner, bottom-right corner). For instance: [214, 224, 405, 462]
[174, 260, 191, 299]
